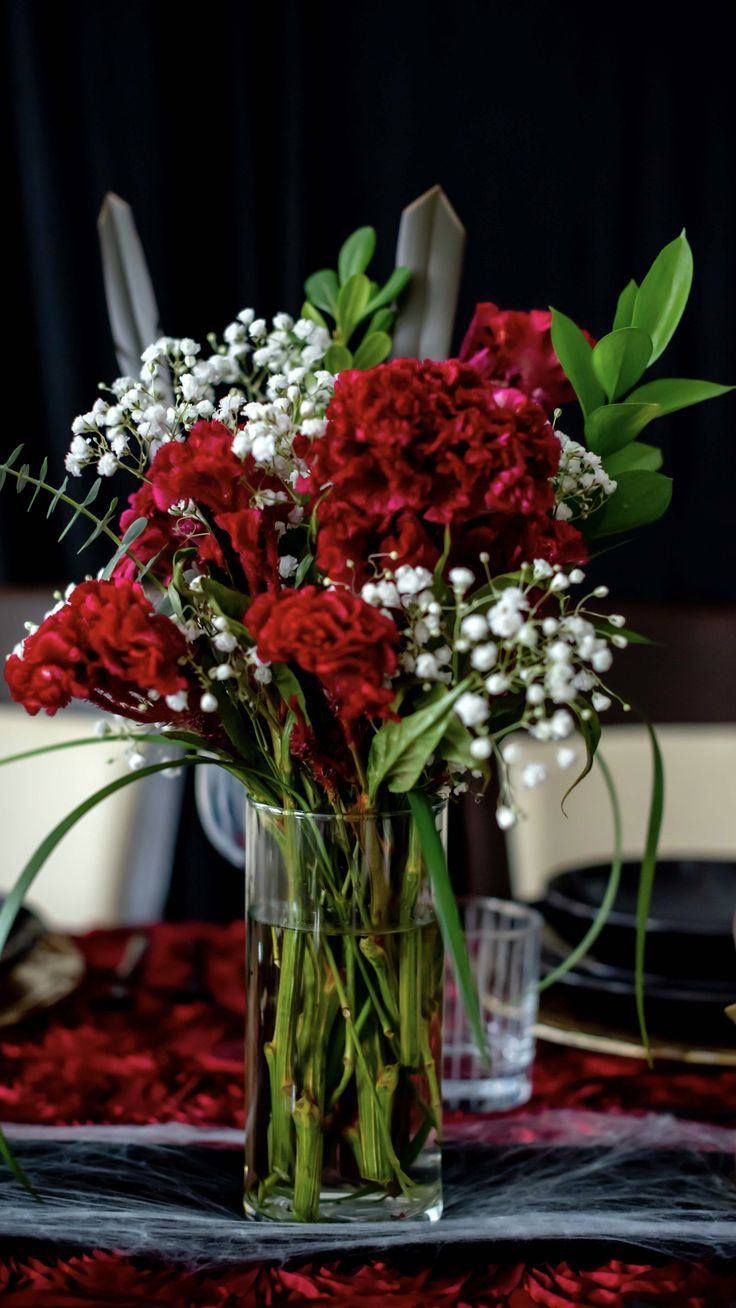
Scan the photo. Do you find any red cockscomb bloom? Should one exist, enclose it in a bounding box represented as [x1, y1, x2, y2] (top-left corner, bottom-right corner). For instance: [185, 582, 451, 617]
[459, 302, 594, 412]
[304, 359, 584, 584]
[145, 420, 290, 594]
[4, 579, 189, 716]
[247, 587, 399, 724]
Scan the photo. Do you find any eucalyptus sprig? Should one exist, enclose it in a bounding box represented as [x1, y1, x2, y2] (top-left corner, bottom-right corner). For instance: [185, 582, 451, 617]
[303, 226, 411, 372]
[551, 232, 732, 538]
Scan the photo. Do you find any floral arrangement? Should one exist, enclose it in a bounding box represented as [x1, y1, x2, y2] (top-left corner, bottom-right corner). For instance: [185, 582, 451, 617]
[0, 224, 730, 1219]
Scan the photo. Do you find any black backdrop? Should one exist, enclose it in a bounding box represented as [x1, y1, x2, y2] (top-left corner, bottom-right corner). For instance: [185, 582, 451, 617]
[3, 0, 735, 601]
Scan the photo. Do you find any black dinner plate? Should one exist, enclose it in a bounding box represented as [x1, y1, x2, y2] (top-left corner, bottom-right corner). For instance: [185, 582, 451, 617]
[542, 860, 736, 983]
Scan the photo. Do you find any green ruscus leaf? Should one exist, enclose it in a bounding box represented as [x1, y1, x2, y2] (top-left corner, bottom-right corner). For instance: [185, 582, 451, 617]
[626, 376, 734, 416]
[631, 230, 693, 364]
[352, 331, 392, 370]
[585, 403, 661, 457]
[591, 327, 653, 402]
[303, 269, 339, 316]
[586, 470, 673, 537]
[612, 279, 638, 331]
[408, 790, 487, 1061]
[603, 442, 663, 476]
[550, 308, 605, 416]
[338, 226, 376, 284]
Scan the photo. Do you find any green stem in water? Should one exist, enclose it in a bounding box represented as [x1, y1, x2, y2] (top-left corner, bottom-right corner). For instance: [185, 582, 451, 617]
[292, 1097, 322, 1221]
[265, 926, 303, 1178]
[322, 937, 413, 1196]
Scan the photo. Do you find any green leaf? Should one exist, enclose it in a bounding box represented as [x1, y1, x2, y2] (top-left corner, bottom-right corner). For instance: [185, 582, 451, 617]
[300, 301, 328, 329]
[436, 715, 476, 769]
[101, 515, 148, 579]
[270, 662, 308, 719]
[634, 722, 665, 1059]
[303, 269, 339, 315]
[1, 1126, 40, 1197]
[539, 752, 622, 990]
[626, 376, 734, 416]
[587, 470, 673, 537]
[352, 331, 392, 370]
[16, 464, 30, 494]
[365, 267, 411, 315]
[295, 553, 313, 587]
[408, 791, 487, 1061]
[78, 499, 119, 553]
[199, 577, 249, 621]
[366, 307, 395, 336]
[335, 273, 371, 343]
[603, 442, 663, 476]
[550, 308, 605, 416]
[324, 344, 353, 373]
[612, 278, 638, 331]
[591, 327, 653, 402]
[367, 683, 469, 801]
[561, 709, 601, 813]
[594, 620, 654, 645]
[0, 444, 24, 492]
[585, 402, 661, 456]
[631, 230, 693, 363]
[338, 226, 376, 284]
[46, 476, 69, 518]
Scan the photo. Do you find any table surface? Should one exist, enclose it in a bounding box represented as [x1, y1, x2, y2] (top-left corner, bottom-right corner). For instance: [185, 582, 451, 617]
[0, 921, 734, 1306]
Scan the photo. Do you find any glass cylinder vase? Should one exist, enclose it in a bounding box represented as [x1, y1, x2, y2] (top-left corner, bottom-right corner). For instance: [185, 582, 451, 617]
[244, 797, 445, 1223]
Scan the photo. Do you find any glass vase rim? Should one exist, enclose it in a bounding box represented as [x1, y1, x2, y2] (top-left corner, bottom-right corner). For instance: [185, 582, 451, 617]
[244, 794, 448, 821]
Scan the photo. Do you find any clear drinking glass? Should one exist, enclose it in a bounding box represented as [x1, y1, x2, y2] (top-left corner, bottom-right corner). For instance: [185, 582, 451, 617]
[443, 897, 542, 1112]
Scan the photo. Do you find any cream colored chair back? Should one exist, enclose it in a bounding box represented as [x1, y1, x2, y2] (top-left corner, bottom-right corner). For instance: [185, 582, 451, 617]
[0, 704, 182, 930]
[505, 723, 736, 902]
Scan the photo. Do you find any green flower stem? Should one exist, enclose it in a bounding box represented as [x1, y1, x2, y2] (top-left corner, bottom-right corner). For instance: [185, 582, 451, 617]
[264, 925, 303, 1179]
[328, 996, 371, 1109]
[292, 1096, 322, 1221]
[322, 937, 413, 1196]
[359, 936, 400, 1028]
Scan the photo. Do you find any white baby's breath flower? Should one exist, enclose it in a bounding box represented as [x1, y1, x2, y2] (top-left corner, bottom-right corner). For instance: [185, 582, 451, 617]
[278, 555, 299, 579]
[496, 805, 517, 830]
[448, 567, 475, 594]
[455, 692, 490, 728]
[470, 737, 493, 761]
[522, 762, 547, 789]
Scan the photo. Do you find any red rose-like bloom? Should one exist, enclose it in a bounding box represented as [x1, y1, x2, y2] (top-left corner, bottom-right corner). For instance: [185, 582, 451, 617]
[305, 360, 583, 584]
[4, 579, 189, 716]
[149, 420, 245, 515]
[459, 302, 595, 412]
[247, 587, 398, 724]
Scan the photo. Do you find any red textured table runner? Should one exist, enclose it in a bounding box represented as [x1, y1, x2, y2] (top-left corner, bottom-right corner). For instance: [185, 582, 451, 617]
[0, 922, 734, 1307]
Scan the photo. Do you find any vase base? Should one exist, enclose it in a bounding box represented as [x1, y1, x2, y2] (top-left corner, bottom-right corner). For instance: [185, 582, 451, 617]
[244, 1170, 443, 1224]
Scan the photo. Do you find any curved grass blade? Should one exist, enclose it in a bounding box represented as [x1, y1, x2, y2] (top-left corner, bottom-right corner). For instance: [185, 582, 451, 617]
[539, 753, 622, 991]
[0, 1129, 39, 1200]
[634, 721, 665, 1062]
[408, 790, 487, 1060]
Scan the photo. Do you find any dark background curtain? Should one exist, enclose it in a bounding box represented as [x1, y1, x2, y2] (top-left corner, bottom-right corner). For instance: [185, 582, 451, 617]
[3, 0, 734, 601]
[3, 0, 734, 917]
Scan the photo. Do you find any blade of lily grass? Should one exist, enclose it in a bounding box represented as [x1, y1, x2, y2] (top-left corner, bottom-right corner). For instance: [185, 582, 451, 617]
[0, 1127, 39, 1199]
[0, 732, 234, 770]
[408, 790, 487, 1060]
[538, 753, 622, 991]
[635, 722, 665, 1062]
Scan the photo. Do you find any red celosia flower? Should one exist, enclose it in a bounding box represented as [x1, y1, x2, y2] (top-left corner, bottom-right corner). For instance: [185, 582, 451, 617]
[149, 420, 246, 515]
[247, 587, 398, 724]
[304, 360, 584, 584]
[145, 421, 290, 593]
[459, 302, 595, 412]
[4, 579, 189, 716]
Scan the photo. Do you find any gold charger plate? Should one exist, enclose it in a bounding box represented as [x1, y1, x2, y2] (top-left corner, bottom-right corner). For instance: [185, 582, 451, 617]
[535, 992, 736, 1067]
[0, 934, 85, 1027]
